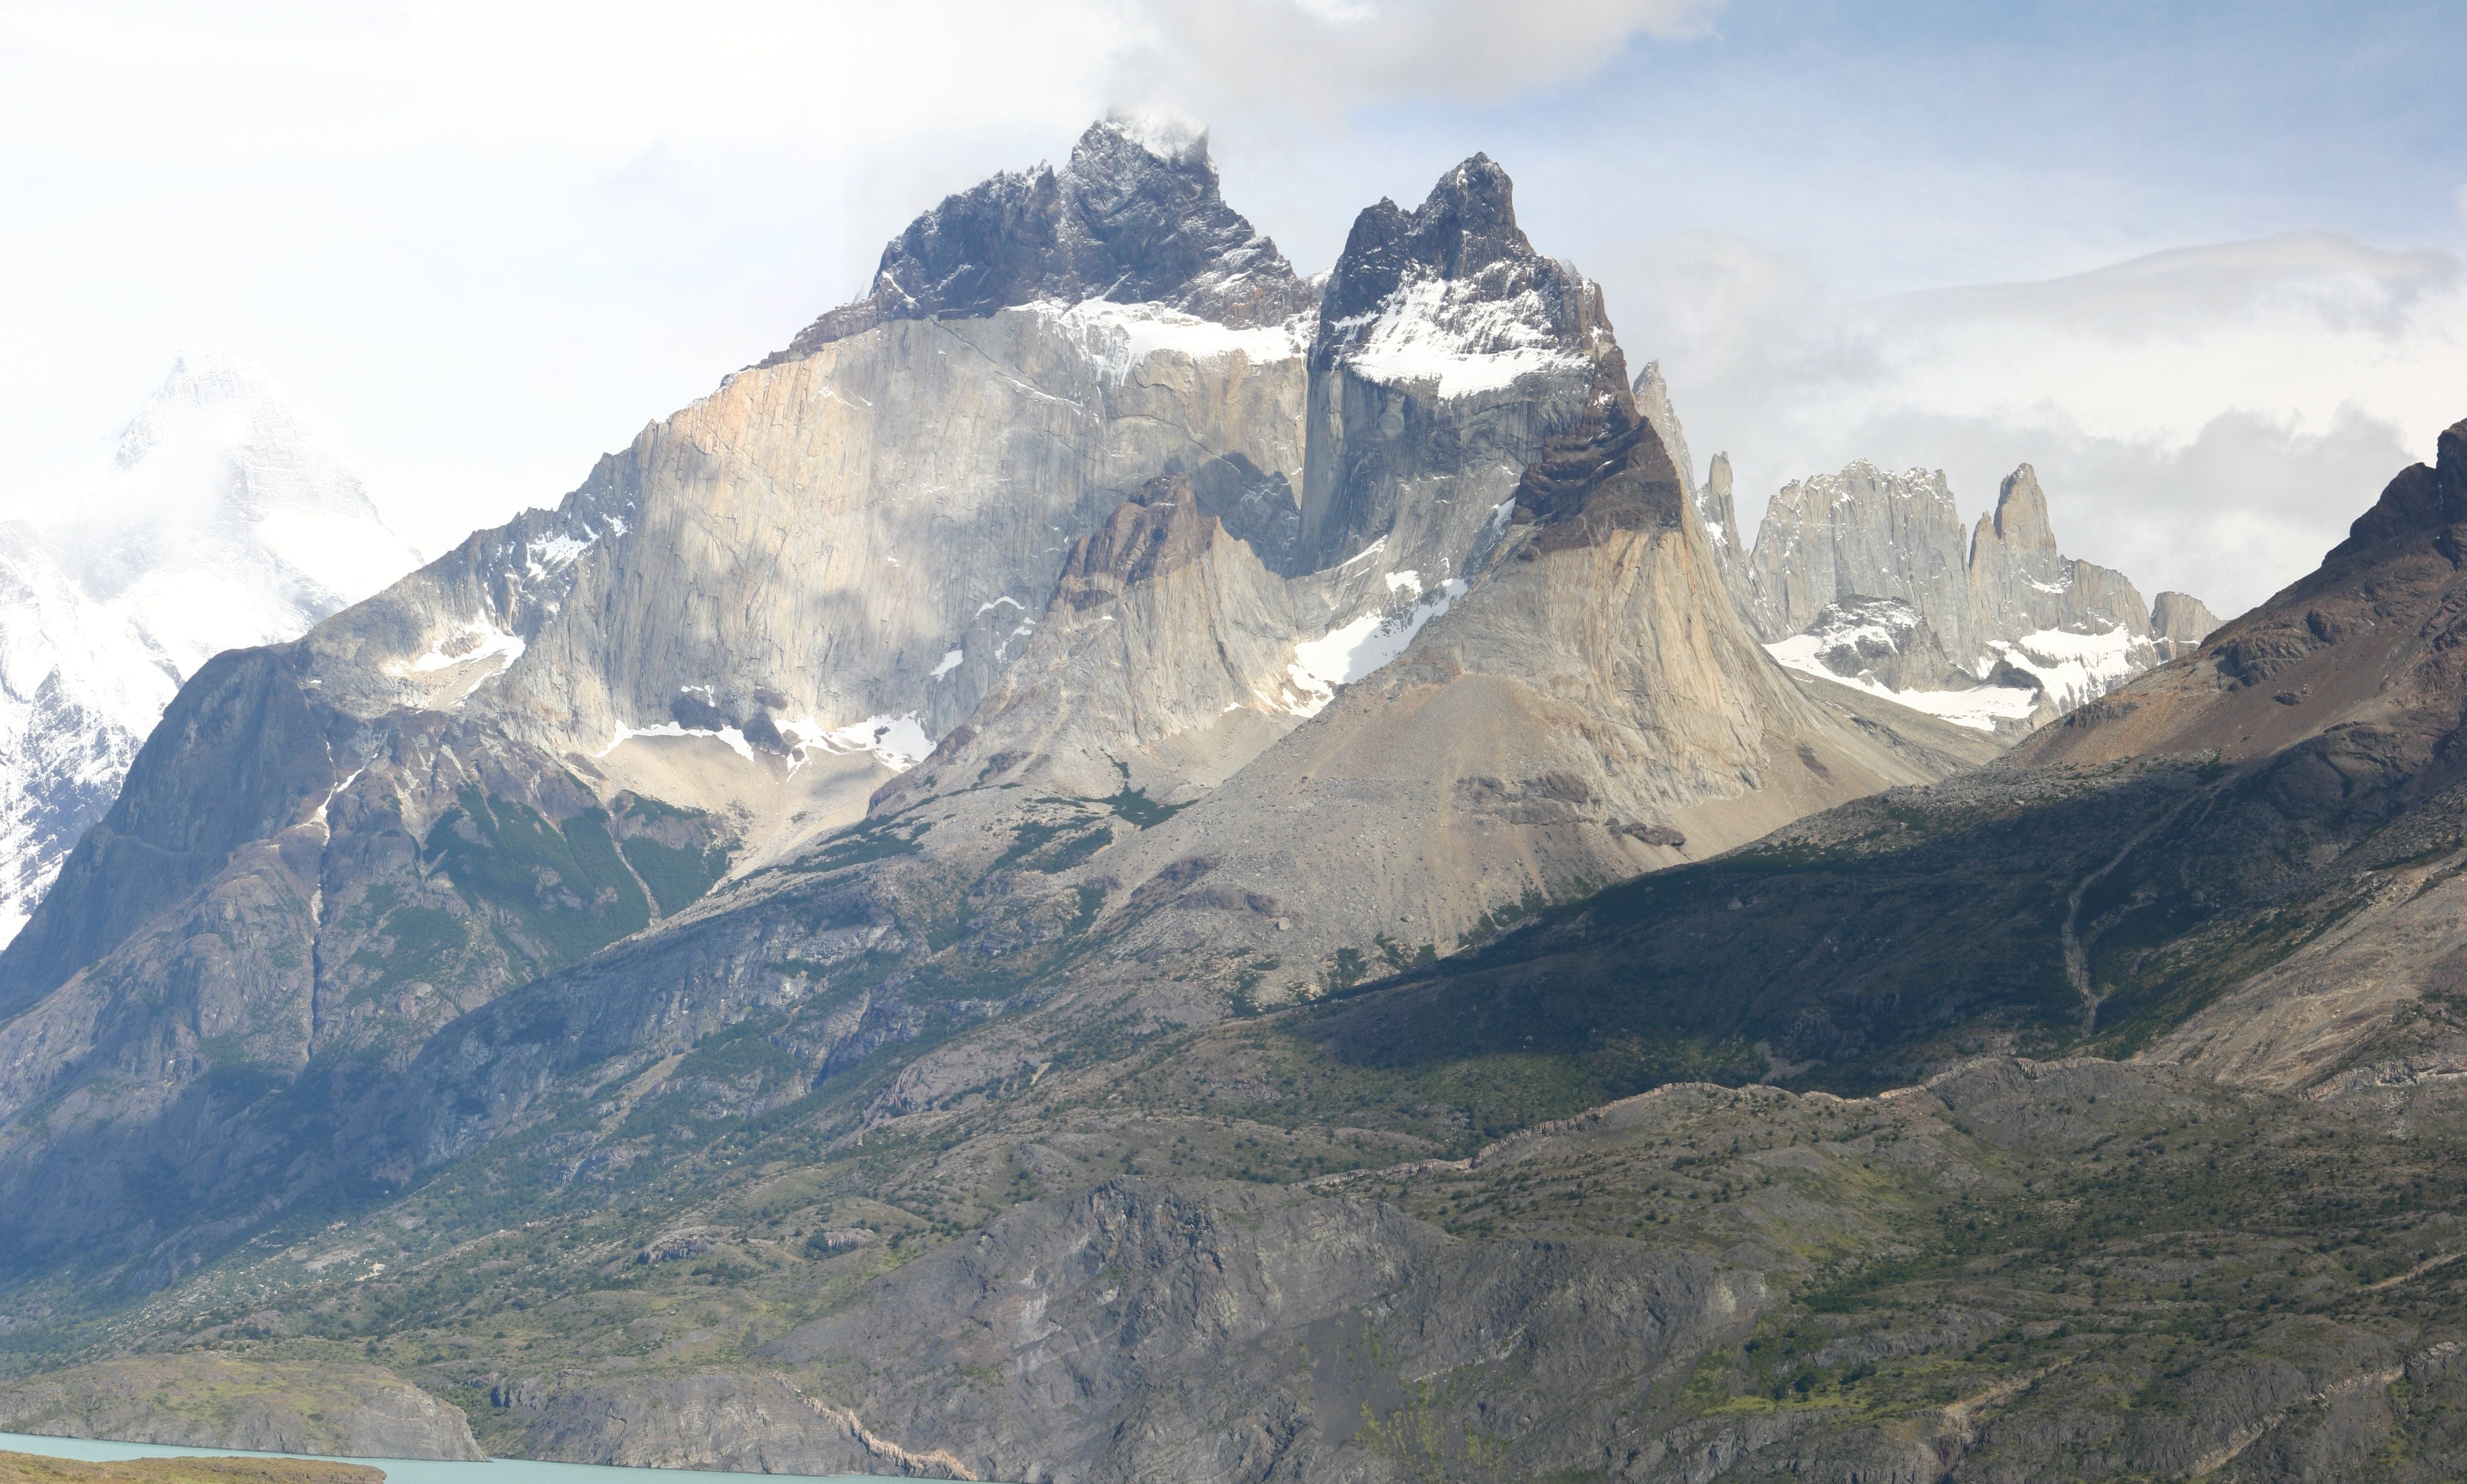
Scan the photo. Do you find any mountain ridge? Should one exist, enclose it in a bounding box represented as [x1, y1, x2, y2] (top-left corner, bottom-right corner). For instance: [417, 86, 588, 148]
[3, 124, 2456, 1484]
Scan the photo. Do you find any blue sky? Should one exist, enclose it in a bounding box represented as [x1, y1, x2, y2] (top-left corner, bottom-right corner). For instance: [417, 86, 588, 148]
[4, 0, 2462, 614]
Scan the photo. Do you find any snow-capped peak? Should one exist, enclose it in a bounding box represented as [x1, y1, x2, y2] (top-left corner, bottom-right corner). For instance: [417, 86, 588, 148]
[1, 357, 425, 947]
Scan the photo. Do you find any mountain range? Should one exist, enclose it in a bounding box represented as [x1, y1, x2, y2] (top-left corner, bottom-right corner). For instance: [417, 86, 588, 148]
[0, 119, 2457, 1484]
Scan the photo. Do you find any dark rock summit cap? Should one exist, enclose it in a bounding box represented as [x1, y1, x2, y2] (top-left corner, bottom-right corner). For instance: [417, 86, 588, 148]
[768, 115, 1317, 364]
[2330, 416, 2467, 563]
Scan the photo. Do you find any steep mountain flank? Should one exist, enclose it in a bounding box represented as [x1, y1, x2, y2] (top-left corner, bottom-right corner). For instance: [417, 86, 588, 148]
[1324, 415, 2467, 1107]
[882, 471, 1314, 804]
[1634, 361, 1750, 619]
[1065, 384, 1995, 990]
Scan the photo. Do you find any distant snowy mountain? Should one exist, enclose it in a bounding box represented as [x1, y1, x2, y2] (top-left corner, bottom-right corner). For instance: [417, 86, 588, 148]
[0, 356, 420, 943]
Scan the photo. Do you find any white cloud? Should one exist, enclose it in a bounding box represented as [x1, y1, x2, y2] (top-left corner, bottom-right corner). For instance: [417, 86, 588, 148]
[0, 0, 1734, 555]
[1104, 0, 1725, 115]
[3, 0, 2450, 632]
[1601, 231, 2467, 618]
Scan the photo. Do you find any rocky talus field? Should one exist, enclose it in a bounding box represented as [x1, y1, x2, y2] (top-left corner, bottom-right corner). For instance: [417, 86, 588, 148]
[1, 116, 2464, 1483]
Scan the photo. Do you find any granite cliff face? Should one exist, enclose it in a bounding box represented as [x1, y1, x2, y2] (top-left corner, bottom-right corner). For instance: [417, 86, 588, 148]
[1633, 361, 1749, 616]
[2151, 588, 2223, 660]
[1745, 457, 2206, 732]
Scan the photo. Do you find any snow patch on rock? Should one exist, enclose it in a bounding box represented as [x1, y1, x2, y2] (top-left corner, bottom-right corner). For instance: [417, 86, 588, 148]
[401, 621, 525, 677]
[599, 719, 756, 763]
[1331, 273, 1590, 397]
[1030, 299, 1311, 384]
[1764, 641, 2038, 733]
[780, 714, 936, 773]
[1282, 579, 1469, 717]
[1989, 624, 2152, 715]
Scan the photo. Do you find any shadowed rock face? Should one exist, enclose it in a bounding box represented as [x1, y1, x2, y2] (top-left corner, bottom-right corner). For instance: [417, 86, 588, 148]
[771, 117, 1317, 361]
[1511, 398, 1688, 551]
[1313, 154, 1563, 340]
[1061, 475, 1224, 603]
[1371, 416, 2467, 1111]
[1298, 153, 1628, 575]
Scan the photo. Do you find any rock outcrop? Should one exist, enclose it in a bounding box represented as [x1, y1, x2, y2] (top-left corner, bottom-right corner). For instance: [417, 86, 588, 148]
[2151, 588, 2221, 660]
[1634, 361, 1750, 617]
[0, 1357, 482, 1460]
[1745, 457, 2198, 731]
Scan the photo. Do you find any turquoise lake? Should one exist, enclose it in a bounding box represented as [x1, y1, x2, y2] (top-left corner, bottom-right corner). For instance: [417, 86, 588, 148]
[0, 1431, 873, 1484]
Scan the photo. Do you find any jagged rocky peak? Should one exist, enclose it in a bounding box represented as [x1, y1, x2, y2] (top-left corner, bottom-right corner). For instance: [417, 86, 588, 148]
[1976, 463, 2059, 561]
[2149, 590, 2221, 660]
[1746, 461, 1974, 653]
[1967, 462, 2148, 639]
[1295, 153, 1630, 574]
[1634, 360, 1753, 616]
[773, 113, 1317, 360]
[1746, 456, 2196, 733]
[1703, 452, 1739, 546]
[1630, 362, 1695, 496]
[1313, 152, 1619, 398]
